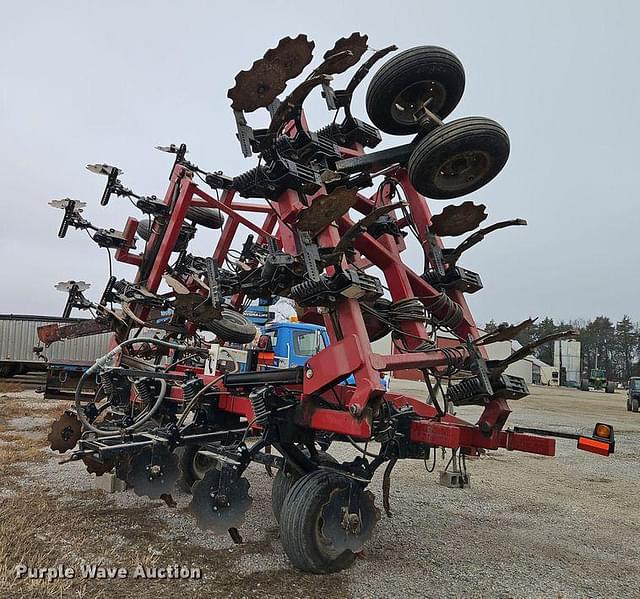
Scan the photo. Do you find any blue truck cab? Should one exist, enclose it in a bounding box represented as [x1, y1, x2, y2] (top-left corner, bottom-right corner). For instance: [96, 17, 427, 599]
[262, 321, 328, 369]
[260, 320, 357, 385]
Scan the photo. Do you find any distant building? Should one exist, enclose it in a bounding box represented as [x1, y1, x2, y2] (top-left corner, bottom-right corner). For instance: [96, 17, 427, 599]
[553, 339, 581, 386]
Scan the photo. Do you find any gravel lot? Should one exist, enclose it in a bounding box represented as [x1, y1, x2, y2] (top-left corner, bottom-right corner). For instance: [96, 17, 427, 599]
[1, 383, 638, 598]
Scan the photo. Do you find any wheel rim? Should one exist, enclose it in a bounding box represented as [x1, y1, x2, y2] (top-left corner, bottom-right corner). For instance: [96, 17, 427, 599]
[192, 450, 216, 480]
[434, 150, 491, 192]
[314, 483, 378, 558]
[391, 80, 447, 126]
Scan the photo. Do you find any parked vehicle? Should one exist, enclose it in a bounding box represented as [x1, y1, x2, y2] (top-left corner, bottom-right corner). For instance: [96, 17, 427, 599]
[580, 368, 615, 393]
[261, 320, 356, 384]
[0, 314, 110, 378]
[627, 377, 640, 412]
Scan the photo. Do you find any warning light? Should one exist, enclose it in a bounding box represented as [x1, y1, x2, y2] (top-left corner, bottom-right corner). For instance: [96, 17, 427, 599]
[593, 423, 613, 440]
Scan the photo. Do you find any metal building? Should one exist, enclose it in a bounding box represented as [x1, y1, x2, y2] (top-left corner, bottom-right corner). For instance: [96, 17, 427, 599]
[553, 339, 581, 386]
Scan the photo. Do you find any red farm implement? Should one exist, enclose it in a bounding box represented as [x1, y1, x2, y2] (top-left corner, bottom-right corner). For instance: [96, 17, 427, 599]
[43, 33, 614, 573]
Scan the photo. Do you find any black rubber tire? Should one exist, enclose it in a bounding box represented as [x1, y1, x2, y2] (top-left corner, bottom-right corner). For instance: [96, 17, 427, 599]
[280, 469, 360, 573]
[366, 46, 465, 136]
[280, 470, 356, 574]
[185, 206, 225, 230]
[175, 445, 218, 493]
[632, 399, 639, 413]
[627, 400, 632, 412]
[0, 363, 17, 378]
[135, 219, 155, 242]
[408, 117, 510, 199]
[605, 381, 615, 394]
[136, 219, 192, 252]
[581, 379, 590, 392]
[207, 308, 257, 344]
[271, 450, 337, 523]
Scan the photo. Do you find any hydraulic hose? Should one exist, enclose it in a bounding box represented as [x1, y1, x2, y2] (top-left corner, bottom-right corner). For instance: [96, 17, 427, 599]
[75, 337, 188, 436]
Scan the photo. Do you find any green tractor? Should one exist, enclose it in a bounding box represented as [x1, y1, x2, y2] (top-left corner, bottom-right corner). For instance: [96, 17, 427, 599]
[581, 368, 616, 393]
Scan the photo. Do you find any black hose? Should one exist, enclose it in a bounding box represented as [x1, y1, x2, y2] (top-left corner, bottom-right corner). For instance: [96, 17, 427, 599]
[74, 337, 187, 436]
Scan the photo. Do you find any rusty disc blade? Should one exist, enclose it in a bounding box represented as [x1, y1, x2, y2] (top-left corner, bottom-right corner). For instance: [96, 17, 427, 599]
[228, 35, 315, 112]
[83, 454, 115, 476]
[264, 34, 315, 79]
[174, 293, 223, 326]
[430, 201, 488, 237]
[320, 32, 368, 75]
[47, 412, 82, 453]
[296, 187, 359, 235]
[478, 318, 537, 345]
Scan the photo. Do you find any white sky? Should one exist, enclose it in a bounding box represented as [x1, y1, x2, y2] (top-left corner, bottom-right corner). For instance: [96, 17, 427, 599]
[0, 0, 638, 326]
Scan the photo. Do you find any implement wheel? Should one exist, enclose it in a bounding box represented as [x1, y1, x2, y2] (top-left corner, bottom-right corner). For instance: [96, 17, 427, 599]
[633, 399, 639, 413]
[185, 206, 225, 229]
[279, 469, 379, 573]
[207, 308, 257, 344]
[136, 219, 193, 252]
[176, 445, 218, 493]
[408, 117, 510, 199]
[605, 381, 615, 394]
[271, 450, 337, 523]
[366, 46, 465, 135]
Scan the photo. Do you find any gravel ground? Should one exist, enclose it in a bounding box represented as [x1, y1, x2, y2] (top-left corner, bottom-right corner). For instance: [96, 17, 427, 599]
[1, 384, 638, 598]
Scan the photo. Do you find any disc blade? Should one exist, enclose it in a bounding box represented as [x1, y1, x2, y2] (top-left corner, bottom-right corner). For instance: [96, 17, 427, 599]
[227, 34, 315, 112]
[47, 412, 82, 453]
[86, 163, 122, 176]
[430, 201, 488, 237]
[319, 32, 368, 75]
[296, 186, 359, 235]
[48, 198, 87, 211]
[190, 468, 253, 533]
[127, 445, 179, 498]
[55, 280, 90, 292]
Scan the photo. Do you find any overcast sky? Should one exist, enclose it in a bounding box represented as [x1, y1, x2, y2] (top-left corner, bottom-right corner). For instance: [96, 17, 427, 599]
[0, 1, 638, 327]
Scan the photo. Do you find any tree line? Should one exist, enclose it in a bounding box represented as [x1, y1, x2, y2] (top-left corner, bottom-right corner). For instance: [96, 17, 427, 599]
[484, 315, 639, 382]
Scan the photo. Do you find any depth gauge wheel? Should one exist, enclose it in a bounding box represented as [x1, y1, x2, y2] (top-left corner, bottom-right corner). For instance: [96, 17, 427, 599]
[366, 46, 465, 135]
[408, 117, 510, 199]
[279, 469, 379, 574]
[175, 445, 218, 493]
[632, 399, 639, 413]
[271, 450, 337, 523]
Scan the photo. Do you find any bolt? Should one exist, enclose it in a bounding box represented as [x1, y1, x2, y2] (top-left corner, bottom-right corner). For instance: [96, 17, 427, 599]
[342, 511, 361, 534]
[305, 368, 314, 379]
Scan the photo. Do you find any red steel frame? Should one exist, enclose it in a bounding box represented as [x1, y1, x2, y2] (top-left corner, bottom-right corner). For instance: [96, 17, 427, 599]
[111, 127, 554, 459]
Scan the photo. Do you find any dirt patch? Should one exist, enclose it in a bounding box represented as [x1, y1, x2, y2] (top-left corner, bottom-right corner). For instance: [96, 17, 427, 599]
[0, 382, 24, 393]
[1, 388, 639, 598]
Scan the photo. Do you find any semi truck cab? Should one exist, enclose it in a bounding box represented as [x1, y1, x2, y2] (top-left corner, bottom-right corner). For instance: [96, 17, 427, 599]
[259, 320, 357, 385]
[262, 321, 327, 369]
